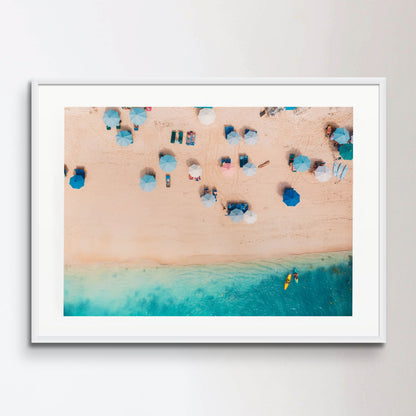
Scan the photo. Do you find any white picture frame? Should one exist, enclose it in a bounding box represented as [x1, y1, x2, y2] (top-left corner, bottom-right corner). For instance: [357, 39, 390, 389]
[31, 78, 386, 343]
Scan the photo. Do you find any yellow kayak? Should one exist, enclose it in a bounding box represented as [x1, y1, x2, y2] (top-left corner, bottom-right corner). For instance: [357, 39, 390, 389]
[284, 274, 292, 290]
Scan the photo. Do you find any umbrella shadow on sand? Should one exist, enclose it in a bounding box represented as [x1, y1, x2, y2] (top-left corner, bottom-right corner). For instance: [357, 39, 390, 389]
[217, 156, 231, 165]
[199, 184, 208, 196]
[104, 107, 121, 113]
[140, 168, 156, 178]
[286, 148, 301, 159]
[242, 126, 255, 135]
[187, 158, 200, 167]
[324, 122, 339, 133]
[116, 127, 132, 136]
[198, 183, 217, 195]
[310, 159, 325, 172]
[75, 166, 86, 178]
[277, 182, 291, 196]
[328, 138, 341, 157]
[159, 148, 175, 158]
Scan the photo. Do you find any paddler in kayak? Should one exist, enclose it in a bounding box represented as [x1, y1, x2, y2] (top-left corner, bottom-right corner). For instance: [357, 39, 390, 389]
[284, 274, 291, 290]
[293, 268, 299, 283]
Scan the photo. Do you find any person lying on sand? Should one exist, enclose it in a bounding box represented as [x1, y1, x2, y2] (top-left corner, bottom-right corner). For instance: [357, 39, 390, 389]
[325, 125, 333, 138]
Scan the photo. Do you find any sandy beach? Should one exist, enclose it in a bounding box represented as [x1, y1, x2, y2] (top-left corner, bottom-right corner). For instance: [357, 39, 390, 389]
[64, 107, 353, 266]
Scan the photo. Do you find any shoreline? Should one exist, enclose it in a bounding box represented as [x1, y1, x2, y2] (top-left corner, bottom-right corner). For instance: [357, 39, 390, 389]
[64, 249, 352, 272]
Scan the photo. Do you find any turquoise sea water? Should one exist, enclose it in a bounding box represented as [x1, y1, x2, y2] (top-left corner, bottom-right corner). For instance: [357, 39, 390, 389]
[64, 252, 352, 316]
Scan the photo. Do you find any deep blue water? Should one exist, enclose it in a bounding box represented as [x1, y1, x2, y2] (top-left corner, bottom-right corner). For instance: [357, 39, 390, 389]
[64, 252, 352, 316]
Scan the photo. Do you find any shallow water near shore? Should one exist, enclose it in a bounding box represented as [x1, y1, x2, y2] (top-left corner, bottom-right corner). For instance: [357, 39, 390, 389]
[64, 252, 352, 316]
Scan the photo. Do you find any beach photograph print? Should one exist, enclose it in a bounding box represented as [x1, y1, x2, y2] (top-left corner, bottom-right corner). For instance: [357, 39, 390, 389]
[64, 106, 353, 317]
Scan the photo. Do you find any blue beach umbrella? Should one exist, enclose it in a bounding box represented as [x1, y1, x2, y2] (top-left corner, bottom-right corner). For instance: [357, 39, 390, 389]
[333, 128, 350, 145]
[339, 143, 353, 160]
[229, 208, 244, 223]
[116, 130, 133, 147]
[102, 109, 120, 128]
[226, 131, 242, 146]
[69, 174, 85, 189]
[129, 108, 147, 126]
[285, 107, 297, 110]
[242, 163, 257, 176]
[159, 155, 177, 172]
[140, 175, 156, 192]
[201, 194, 216, 208]
[293, 155, 311, 172]
[283, 188, 300, 206]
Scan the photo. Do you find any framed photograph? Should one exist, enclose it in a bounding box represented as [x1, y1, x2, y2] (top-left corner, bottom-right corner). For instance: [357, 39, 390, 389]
[31, 78, 386, 343]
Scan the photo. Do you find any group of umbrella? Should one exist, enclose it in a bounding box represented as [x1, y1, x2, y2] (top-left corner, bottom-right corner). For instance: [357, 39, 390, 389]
[221, 161, 257, 177]
[140, 155, 258, 201]
[140, 158, 203, 192]
[291, 154, 332, 183]
[103, 108, 148, 147]
[70, 108, 351, 218]
[199, 195, 258, 224]
[199, 108, 259, 146]
[67, 108, 148, 189]
[225, 129, 258, 146]
[140, 108, 260, 197]
[227, 207, 258, 224]
[331, 127, 353, 160]
[290, 127, 353, 183]
[138, 107, 258, 222]
[281, 126, 353, 206]
[140, 152, 261, 223]
[104, 107, 160, 193]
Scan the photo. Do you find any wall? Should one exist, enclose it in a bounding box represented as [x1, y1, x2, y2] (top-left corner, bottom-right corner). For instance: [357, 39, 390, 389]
[1, 1, 415, 414]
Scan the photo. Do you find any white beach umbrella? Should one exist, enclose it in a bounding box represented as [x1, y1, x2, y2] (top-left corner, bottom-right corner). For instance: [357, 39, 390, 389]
[244, 210, 258, 224]
[242, 163, 257, 177]
[226, 131, 242, 146]
[314, 165, 332, 182]
[201, 194, 216, 208]
[198, 108, 216, 125]
[189, 164, 202, 178]
[229, 208, 244, 223]
[244, 130, 258, 145]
